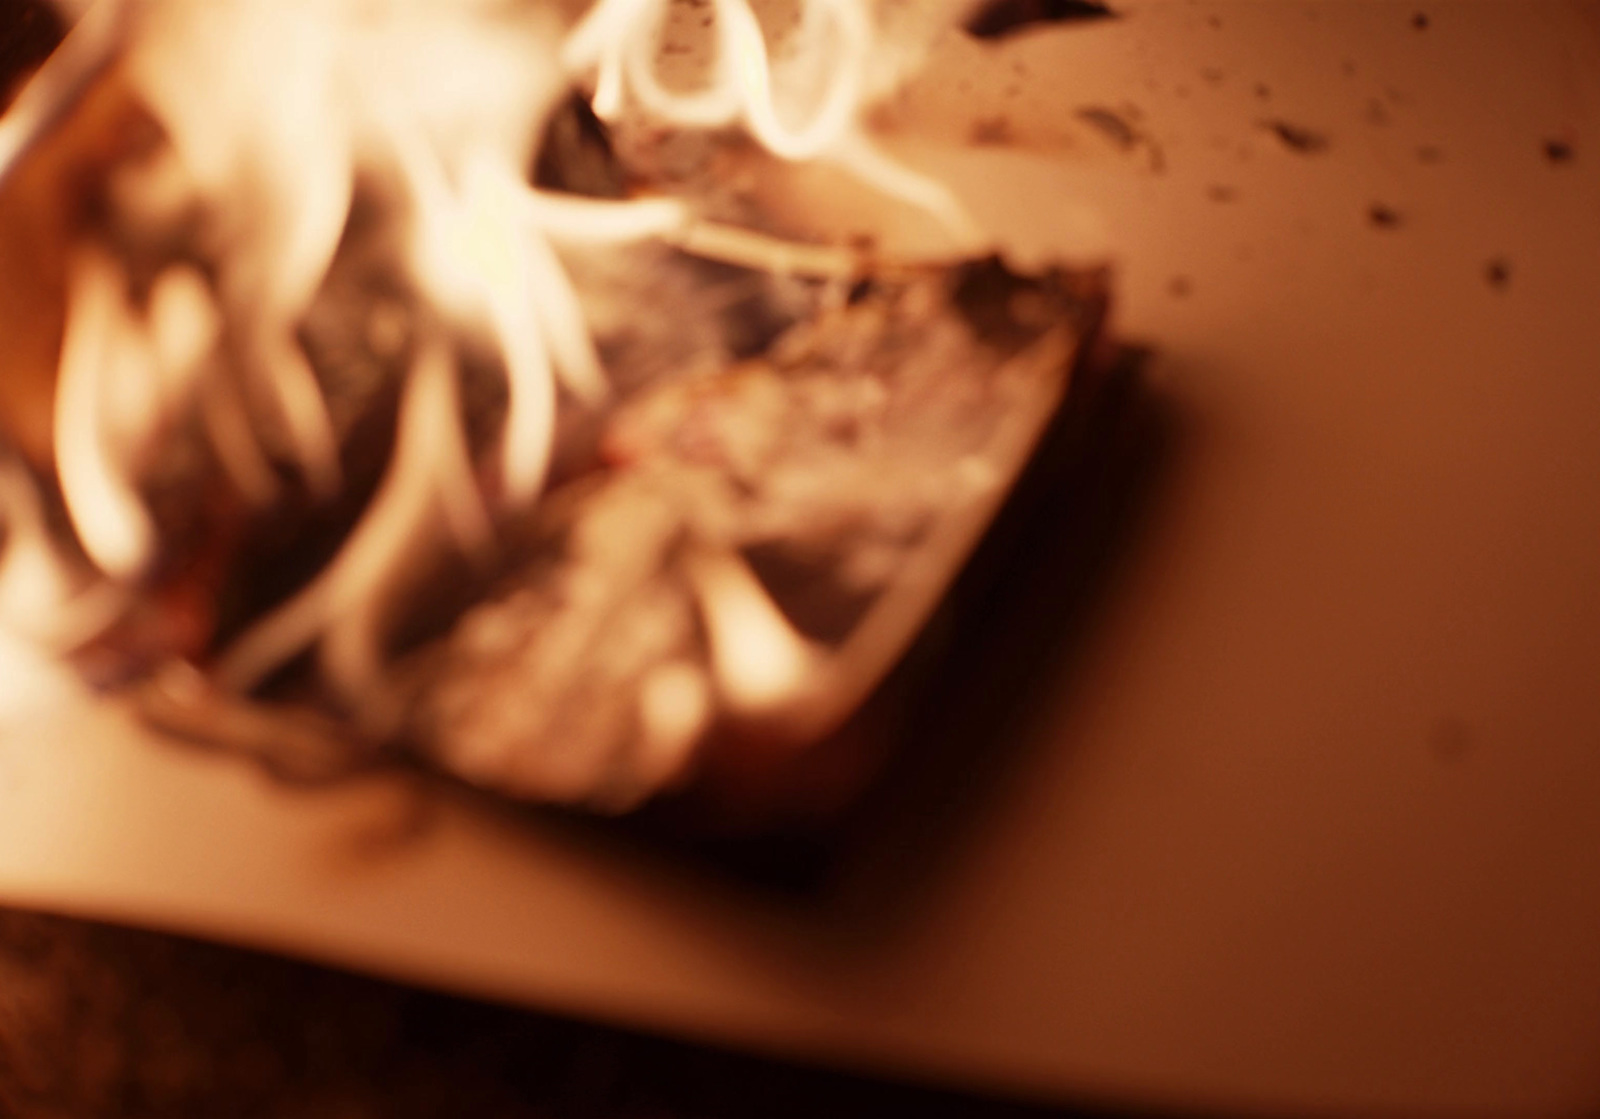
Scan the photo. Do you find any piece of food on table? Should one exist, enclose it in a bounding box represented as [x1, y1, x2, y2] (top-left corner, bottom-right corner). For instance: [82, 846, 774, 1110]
[0, 0, 1112, 833]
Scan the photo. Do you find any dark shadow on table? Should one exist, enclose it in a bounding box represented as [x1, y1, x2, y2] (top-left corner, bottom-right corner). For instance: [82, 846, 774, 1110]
[643, 339, 1187, 920]
[0, 904, 1206, 1119]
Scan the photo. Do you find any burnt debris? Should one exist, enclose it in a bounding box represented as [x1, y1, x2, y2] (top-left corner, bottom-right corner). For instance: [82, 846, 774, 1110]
[1075, 105, 1165, 172]
[969, 116, 1015, 146]
[965, 0, 1117, 40]
[1259, 119, 1331, 155]
[533, 91, 628, 199]
[1543, 139, 1575, 165]
[1367, 203, 1403, 229]
[1076, 105, 1139, 150]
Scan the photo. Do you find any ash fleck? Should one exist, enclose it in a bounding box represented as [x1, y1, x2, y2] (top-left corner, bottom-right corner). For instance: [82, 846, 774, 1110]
[969, 116, 1014, 146]
[964, 0, 1117, 39]
[1259, 119, 1330, 154]
[1341, 59, 1357, 77]
[1412, 11, 1430, 30]
[1076, 105, 1138, 150]
[1166, 275, 1193, 299]
[1367, 203, 1403, 229]
[1364, 98, 1392, 127]
[1416, 143, 1444, 164]
[1205, 183, 1239, 203]
[1544, 139, 1575, 164]
[1201, 66, 1225, 86]
[1076, 105, 1165, 172]
[1486, 256, 1512, 290]
[1207, 15, 1221, 30]
[1254, 82, 1272, 100]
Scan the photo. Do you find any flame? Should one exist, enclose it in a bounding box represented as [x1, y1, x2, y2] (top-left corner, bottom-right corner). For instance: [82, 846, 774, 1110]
[214, 335, 489, 734]
[0, 0, 985, 733]
[52, 250, 150, 579]
[564, 0, 978, 237]
[0, 455, 125, 649]
[686, 545, 821, 717]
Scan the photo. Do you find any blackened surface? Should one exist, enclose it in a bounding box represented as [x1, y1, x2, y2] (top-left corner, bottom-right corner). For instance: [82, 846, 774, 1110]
[951, 256, 1103, 347]
[534, 91, 629, 200]
[965, 0, 1117, 40]
[710, 259, 822, 360]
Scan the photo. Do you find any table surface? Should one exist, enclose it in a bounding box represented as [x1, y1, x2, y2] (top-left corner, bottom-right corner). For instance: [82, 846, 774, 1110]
[0, 905, 1112, 1118]
[3, 2, 1600, 1116]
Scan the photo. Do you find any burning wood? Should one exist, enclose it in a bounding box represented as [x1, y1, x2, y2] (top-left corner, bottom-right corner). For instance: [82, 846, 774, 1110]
[0, 0, 1110, 826]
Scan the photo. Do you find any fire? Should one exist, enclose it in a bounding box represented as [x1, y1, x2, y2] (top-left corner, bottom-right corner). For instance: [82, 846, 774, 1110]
[0, 0, 986, 722]
[565, 0, 976, 234]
